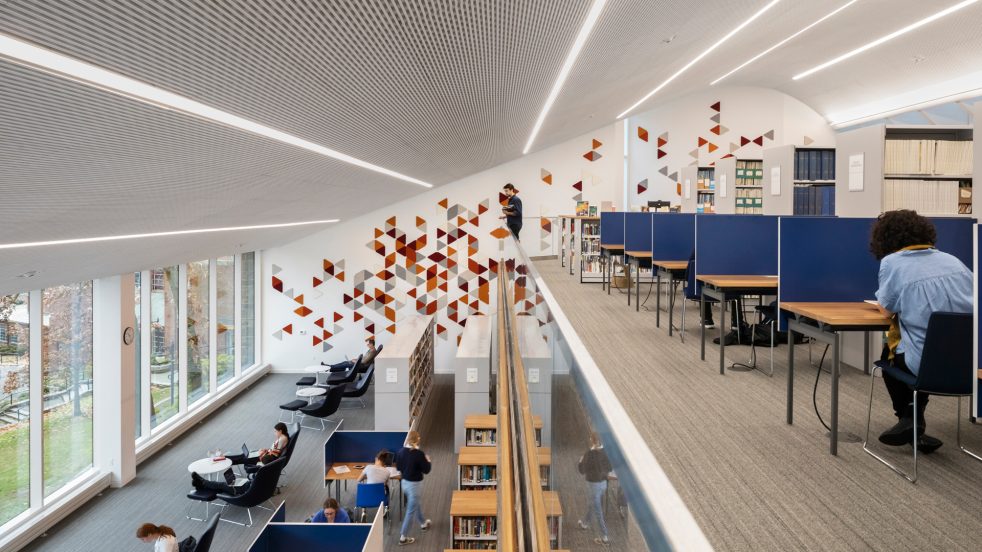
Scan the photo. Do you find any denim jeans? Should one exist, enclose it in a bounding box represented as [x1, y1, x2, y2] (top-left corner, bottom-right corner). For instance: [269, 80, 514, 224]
[400, 479, 425, 537]
[583, 480, 608, 539]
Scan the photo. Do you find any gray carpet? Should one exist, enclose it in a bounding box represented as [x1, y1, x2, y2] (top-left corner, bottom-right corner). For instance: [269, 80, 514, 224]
[535, 258, 982, 552]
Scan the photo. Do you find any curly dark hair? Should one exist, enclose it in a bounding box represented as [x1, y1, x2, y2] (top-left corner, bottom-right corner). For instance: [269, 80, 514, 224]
[869, 209, 936, 260]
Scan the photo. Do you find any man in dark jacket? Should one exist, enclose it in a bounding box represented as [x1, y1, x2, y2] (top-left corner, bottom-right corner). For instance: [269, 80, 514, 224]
[577, 433, 611, 545]
[500, 183, 523, 239]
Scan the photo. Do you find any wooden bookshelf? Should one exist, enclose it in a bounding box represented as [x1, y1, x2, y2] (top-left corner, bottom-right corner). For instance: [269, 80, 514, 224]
[464, 414, 542, 447]
[457, 446, 552, 490]
[450, 490, 497, 549]
[543, 490, 564, 549]
[374, 315, 435, 431]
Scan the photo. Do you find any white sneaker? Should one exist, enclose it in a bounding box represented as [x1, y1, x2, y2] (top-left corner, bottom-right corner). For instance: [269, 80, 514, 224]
[577, 519, 589, 530]
[420, 519, 432, 530]
[398, 536, 415, 545]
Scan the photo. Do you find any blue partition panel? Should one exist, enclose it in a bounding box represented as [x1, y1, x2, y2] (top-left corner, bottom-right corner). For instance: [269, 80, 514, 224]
[249, 526, 271, 552]
[600, 212, 625, 247]
[931, 217, 975, 269]
[325, 431, 408, 467]
[779, 217, 879, 303]
[695, 215, 778, 276]
[624, 212, 653, 252]
[271, 501, 286, 523]
[651, 213, 695, 261]
[263, 525, 371, 552]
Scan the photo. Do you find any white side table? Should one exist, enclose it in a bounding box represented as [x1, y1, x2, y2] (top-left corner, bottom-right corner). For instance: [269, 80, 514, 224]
[188, 457, 232, 481]
[296, 386, 327, 404]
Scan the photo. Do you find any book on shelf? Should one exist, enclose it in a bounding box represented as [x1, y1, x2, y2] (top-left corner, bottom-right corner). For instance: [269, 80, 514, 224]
[575, 201, 589, 216]
[735, 160, 763, 187]
[452, 516, 497, 539]
[460, 465, 498, 487]
[883, 179, 965, 215]
[794, 149, 835, 181]
[466, 428, 496, 446]
[793, 185, 835, 216]
[884, 138, 973, 176]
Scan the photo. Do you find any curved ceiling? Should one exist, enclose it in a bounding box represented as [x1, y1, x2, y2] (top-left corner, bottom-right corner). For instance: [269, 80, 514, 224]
[1, 0, 980, 294]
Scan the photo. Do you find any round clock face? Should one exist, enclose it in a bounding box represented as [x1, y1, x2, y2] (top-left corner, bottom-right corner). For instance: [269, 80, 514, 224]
[123, 326, 135, 345]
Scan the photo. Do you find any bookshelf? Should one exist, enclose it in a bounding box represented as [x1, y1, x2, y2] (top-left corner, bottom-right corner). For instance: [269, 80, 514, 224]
[456, 446, 552, 490]
[559, 215, 575, 272]
[882, 127, 972, 215]
[455, 316, 493, 448]
[374, 315, 435, 431]
[450, 490, 498, 549]
[464, 414, 542, 447]
[793, 148, 835, 216]
[576, 217, 602, 283]
[696, 167, 716, 214]
[543, 490, 564, 549]
[714, 157, 763, 214]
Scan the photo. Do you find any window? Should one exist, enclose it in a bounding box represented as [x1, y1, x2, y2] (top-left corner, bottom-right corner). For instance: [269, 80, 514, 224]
[216, 257, 235, 386]
[42, 282, 93, 498]
[150, 267, 179, 429]
[134, 272, 142, 439]
[240, 252, 256, 370]
[187, 261, 209, 404]
[0, 293, 30, 526]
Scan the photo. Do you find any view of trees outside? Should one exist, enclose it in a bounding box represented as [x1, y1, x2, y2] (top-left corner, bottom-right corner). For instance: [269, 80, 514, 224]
[41, 282, 93, 498]
[134, 273, 141, 439]
[150, 267, 179, 428]
[216, 256, 235, 386]
[0, 293, 30, 525]
[240, 252, 256, 370]
[187, 261, 210, 404]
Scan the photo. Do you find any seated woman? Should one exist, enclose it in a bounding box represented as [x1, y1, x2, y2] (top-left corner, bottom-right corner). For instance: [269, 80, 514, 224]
[358, 449, 400, 500]
[870, 210, 972, 452]
[227, 422, 290, 467]
[310, 498, 351, 523]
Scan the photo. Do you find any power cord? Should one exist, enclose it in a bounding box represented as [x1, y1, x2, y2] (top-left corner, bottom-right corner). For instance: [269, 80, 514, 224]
[812, 343, 832, 431]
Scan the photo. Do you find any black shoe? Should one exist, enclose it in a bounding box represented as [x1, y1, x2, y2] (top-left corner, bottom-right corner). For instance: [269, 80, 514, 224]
[191, 472, 205, 489]
[713, 331, 738, 346]
[913, 434, 943, 454]
[712, 328, 753, 346]
[878, 417, 925, 446]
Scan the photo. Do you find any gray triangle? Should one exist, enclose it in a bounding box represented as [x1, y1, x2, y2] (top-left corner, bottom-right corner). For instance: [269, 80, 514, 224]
[337, 260, 345, 271]
[764, 129, 774, 140]
[284, 288, 294, 298]
[322, 342, 333, 352]
[658, 166, 669, 176]
[689, 149, 699, 158]
[710, 113, 721, 124]
[668, 172, 678, 181]
[273, 330, 283, 340]
[272, 264, 282, 275]
[730, 142, 740, 153]
[804, 135, 815, 145]
[572, 193, 583, 201]
[719, 125, 729, 134]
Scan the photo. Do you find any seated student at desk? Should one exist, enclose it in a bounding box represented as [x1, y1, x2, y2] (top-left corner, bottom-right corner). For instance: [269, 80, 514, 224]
[358, 449, 400, 498]
[870, 210, 972, 451]
[322, 336, 377, 372]
[310, 498, 351, 523]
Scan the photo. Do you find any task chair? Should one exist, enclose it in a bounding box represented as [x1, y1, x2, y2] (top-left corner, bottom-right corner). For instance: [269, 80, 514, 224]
[355, 482, 388, 522]
[863, 312, 982, 483]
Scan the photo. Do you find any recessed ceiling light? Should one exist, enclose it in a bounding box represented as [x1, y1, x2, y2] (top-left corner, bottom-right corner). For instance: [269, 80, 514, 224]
[17, 270, 39, 279]
[523, 0, 608, 154]
[618, 0, 782, 119]
[661, 34, 678, 44]
[0, 33, 433, 189]
[793, 0, 979, 80]
[711, 0, 859, 86]
[0, 219, 339, 250]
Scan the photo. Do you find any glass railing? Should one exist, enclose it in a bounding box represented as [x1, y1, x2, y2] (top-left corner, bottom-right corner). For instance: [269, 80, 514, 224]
[497, 234, 713, 551]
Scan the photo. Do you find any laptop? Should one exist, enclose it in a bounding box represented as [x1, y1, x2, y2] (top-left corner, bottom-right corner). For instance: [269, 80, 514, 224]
[243, 443, 259, 459]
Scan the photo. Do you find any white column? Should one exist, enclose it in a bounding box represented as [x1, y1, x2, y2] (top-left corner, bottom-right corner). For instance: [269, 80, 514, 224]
[28, 289, 42, 509]
[209, 258, 217, 393]
[254, 251, 263, 366]
[233, 254, 242, 378]
[93, 274, 136, 487]
[179, 264, 189, 412]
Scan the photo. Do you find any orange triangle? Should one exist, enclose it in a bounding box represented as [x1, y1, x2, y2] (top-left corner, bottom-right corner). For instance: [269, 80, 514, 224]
[543, 174, 552, 185]
[294, 294, 304, 304]
[698, 137, 708, 147]
[592, 138, 602, 149]
[416, 216, 426, 228]
[375, 228, 383, 238]
[438, 198, 448, 209]
[708, 143, 718, 153]
[448, 246, 457, 256]
[657, 137, 667, 147]
[283, 324, 293, 335]
[386, 216, 396, 227]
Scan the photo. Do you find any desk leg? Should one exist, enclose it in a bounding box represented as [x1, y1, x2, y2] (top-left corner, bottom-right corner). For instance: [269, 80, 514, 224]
[668, 273, 675, 337]
[636, 261, 641, 312]
[699, 289, 706, 360]
[830, 333, 841, 456]
[787, 329, 795, 425]
[655, 271, 662, 327]
[627, 258, 632, 307]
[608, 257, 613, 296]
[863, 331, 870, 375]
[718, 295, 726, 375]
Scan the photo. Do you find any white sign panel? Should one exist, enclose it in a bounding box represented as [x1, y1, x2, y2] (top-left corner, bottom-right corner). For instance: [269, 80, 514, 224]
[770, 166, 781, 196]
[719, 174, 728, 198]
[386, 368, 398, 383]
[684, 179, 691, 200]
[848, 153, 864, 191]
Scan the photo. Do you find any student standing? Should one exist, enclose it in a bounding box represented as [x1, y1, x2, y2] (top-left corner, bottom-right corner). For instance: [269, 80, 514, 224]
[135, 523, 178, 552]
[395, 431, 432, 545]
[577, 433, 612, 545]
[871, 210, 971, 451]
[500, 183, 523, 239]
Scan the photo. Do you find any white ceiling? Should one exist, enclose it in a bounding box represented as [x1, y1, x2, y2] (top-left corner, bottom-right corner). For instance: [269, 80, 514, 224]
[2, 0, 981, 295]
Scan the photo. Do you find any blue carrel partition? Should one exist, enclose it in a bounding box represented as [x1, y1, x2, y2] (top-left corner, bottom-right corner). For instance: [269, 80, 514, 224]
[248, 502, 384, 552]
[695, 214, 778, 276]
[931, 217, 976, 269]
[600, 211, 625, 248]
[651, 212, 695, 261]
[624, 212, 654, 253]
[324, 430, 408, 481]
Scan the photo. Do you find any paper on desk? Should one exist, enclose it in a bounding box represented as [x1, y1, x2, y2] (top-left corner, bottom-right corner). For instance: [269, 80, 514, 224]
[332, 465, 351, 474]
[864, 300, 880, 306]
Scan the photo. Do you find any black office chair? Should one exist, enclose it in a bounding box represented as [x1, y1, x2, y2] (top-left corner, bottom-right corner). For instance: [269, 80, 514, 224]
[192, 512, 221, 552]
[245, 422, 300, 482]
[342, 365, 374, 408]
[324, 354, 363, 386]
[295, 374, 317, 386]
[863, 312, 982, 483]
[217, 456, 286, 527]
[299, 384, 345, 431]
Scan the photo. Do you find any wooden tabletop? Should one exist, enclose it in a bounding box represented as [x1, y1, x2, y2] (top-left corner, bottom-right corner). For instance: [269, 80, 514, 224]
[780, 302, 891, 328]
[324, 461, 369, 481]
[600, 244, 624, 250]
[625, 250, 653, 258]
[458, 446, 551, 466]
[543, 490, 563, 517]
[653, 260, 687, 270]
[450, 489, 498, 516]
[697, 274, 778, 288]
[464, 414, 542, 430]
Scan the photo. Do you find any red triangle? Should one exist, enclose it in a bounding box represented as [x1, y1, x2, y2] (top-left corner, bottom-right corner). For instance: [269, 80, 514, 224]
[271, 276, 283, 293]
[334, 312, 343, 323]
[312, 276, 323, 287]
[313, 336, 322, 346]
[710, 101, 721, 112]
[283, 324, 293, 335]
[314, 317, 325, 328]
[753, 136, 764, 146]
[697, 137, 708, 147]
[573, 180, 583, 191]
[477, 203, 488, 215]
[657, 136, 667, 147]
[710, 125, 721, 135]
[741, 136, 751, 146]
[353, 312, 363, 322]
[657, 149, 667, 159]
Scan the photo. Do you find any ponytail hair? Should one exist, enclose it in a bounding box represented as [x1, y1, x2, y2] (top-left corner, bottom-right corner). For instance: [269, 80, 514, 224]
[136, 523, 176, 539]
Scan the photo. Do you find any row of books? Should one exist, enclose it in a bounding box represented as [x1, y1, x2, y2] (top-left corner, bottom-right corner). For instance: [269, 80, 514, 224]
[696, 191, 715, 214]
[697, 168, 715, 191]
[736, 160, 764, 186]
[795, 149, 835, 181]
[736, 185, 763, 214]
[884, 139, 973, 175]
[450, 542, 496, 550]
[465, 429, 496, 446]
[793, 185, 835, 216]
[453, 516, 497, 538]
[882, 179, 969, 215]
[460, 465, 497, 485]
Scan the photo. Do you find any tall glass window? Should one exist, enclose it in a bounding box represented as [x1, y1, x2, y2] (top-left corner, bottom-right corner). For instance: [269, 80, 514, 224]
[150, 267, 179, 429]
[134, 273, 142, 439]
[240, 252, 256, 370]
[42, 282, 93, 498]
[216, 256, 235, 386]
[187, 261, 210, 404]
[0, 293, 30, 525]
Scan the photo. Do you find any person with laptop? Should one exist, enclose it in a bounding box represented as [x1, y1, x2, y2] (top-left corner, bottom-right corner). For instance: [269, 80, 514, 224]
[321, 336, 378, 372]
[227, 422, 290, 467]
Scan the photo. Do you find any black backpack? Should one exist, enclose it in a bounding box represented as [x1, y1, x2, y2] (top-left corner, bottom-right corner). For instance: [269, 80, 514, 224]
[178, 536, 197, 552]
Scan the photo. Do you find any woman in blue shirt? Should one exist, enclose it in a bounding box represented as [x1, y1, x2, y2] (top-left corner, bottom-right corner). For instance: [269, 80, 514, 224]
[310, 498, 350, 523]
[871, 210, 972, 452]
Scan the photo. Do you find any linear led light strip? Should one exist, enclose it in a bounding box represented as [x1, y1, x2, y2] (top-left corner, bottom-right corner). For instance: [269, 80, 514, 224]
[830, 86, 982, 128]
[793, 0, 980, 80]
[711, 0, 860, 85]
[0, 33, 433, 188]
[618, 0, 782, 119]
[0, 219, 339, 250]
[523, 0, 608, 154]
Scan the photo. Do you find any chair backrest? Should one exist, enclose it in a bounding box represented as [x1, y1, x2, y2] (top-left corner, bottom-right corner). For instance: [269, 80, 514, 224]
[304, 385, 346, 417]
[192, 512, 221, 552]
[684, 258, 700, 300]
[915, 311, 973, 395]
[282, 423, 301, 465]
[355, 482, 388, 508]
[347, 365, 374, 396]
[222, 456, 286, 506]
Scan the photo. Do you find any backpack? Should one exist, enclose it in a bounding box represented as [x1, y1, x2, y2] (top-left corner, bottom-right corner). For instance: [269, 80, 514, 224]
[178, 536, 197, 552]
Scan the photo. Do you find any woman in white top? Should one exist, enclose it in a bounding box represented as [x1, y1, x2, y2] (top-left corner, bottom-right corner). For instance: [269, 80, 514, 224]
[136, 523, 178, 552]
[358, 450, 401, 501]
[257, 422, 290, 464]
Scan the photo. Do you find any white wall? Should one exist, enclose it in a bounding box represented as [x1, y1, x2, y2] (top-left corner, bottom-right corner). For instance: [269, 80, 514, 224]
[628, 86, 834, 209]
[262, 124, 622, 373]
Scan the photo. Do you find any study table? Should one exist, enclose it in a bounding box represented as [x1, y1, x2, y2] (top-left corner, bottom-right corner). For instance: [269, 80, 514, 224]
[653, 260, 687, 336]
[624, 250, 653, 311]
[324, 461, 403, 516]
[781, 302, 890, 456]
[698, 275, 778, 375]
[599, 244, 624, 295]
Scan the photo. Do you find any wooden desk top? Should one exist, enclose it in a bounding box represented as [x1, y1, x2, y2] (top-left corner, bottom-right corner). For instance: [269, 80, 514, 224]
[450, 490, 497, 516]
[697, 275, 778, 289]
[464, 414, 542, 430]
[458, 446, 551, 466]
[780, 302, 891, 328]
[543, 490, 563, 517]
[653, 260, 687, 270]
[600, 244, 624, 250]
[324, 461, 401, 482]
[625, 250, 653, 258]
